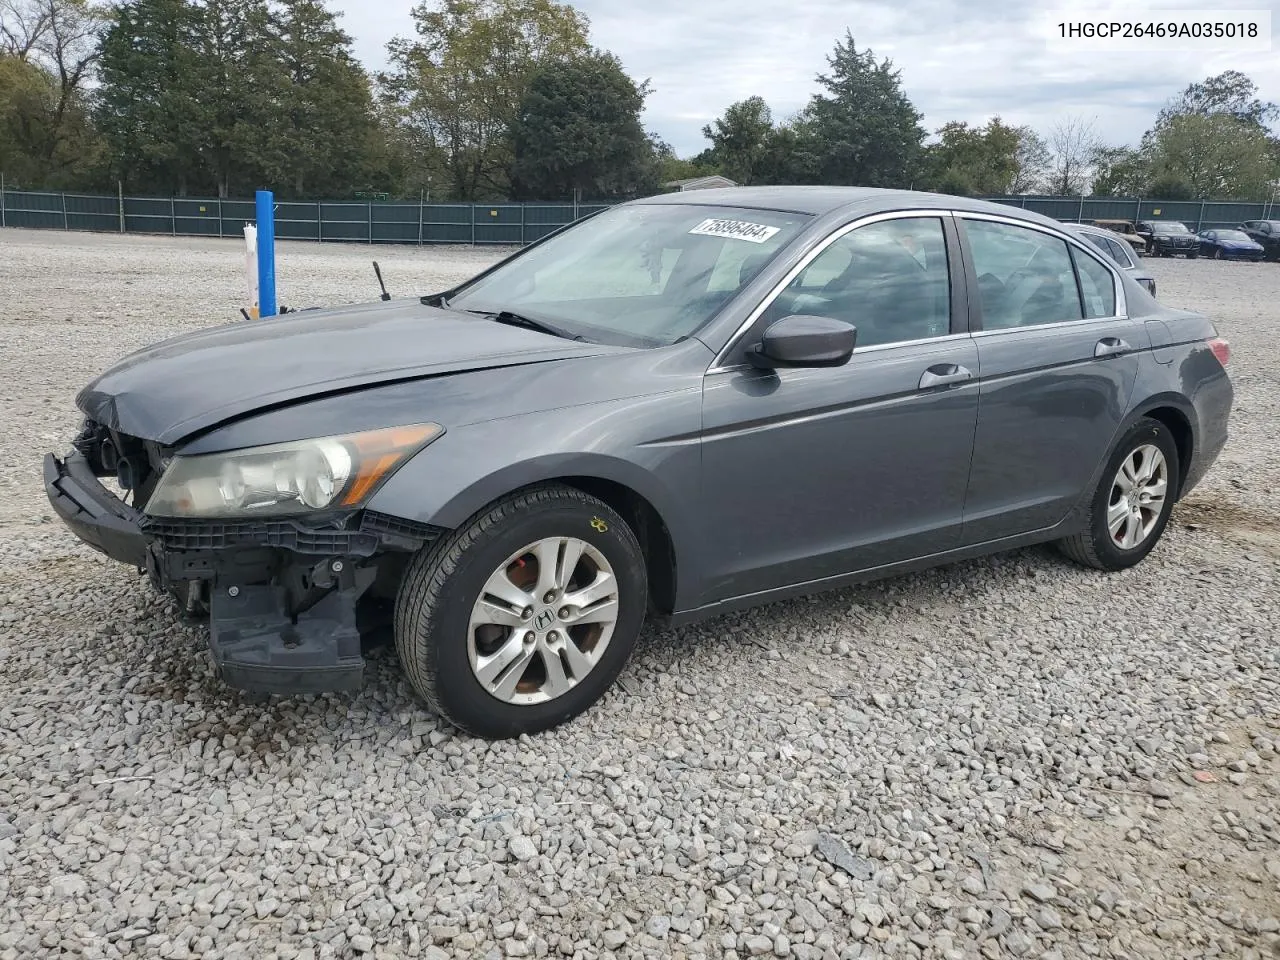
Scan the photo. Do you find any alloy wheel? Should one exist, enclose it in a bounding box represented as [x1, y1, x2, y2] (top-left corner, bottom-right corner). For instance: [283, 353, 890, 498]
[467, 537, 620, 705]
[1107, 444, 1168, 550]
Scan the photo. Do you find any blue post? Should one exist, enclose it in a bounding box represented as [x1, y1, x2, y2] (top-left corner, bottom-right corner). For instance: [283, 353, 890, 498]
[255, 189, 277, 317]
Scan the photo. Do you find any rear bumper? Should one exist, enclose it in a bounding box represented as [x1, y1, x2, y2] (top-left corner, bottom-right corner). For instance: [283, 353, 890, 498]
[44, 450, 440, 695]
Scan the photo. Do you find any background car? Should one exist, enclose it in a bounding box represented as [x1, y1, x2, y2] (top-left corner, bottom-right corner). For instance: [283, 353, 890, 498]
[1197, 228, 1266, 261]
[1238, 220, 1280, 261]
[1068, 222, 1158, 296]
[1136, 220, 1199, 258]
[1086, 219, 1147, 256]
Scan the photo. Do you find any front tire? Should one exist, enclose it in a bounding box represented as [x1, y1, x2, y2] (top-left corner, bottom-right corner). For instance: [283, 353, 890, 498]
[1056, 418, 1180, 572]
[394, 484, 647, 739]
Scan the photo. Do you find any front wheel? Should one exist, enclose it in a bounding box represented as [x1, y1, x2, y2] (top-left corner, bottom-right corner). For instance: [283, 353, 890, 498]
[394, 484, 647, 738]
[1056, 418, 1180, 572]
[1213, 247, 1223, 260]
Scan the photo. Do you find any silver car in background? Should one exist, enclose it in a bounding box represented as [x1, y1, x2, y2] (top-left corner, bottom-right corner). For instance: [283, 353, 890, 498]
[1068, 222, 1158, 297]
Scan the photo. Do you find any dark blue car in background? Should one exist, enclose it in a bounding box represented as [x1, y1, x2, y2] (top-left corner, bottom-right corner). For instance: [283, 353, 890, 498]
[1196, 228, 1266, 261]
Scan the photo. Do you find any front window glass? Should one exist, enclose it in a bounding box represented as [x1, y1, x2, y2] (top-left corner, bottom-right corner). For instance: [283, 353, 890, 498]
[760, 217, 952, 347]
[965, 220, 1083, 329]
[445, 204, 810, 346]
[1151, 222, 1190, 234]
[1215, 230, 1251, 242]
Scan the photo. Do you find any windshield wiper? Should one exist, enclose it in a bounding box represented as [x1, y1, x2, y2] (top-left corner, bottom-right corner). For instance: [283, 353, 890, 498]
[467, 309, 585, 341]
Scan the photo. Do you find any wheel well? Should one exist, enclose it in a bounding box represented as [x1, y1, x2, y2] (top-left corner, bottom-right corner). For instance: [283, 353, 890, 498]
[558, 477, 677, 616]
[1142, 406, 1193, 497]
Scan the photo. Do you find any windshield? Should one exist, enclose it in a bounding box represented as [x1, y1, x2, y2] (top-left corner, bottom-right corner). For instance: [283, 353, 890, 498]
[1215, 230, 1251, 242]
[444, 204, 810, 346]
[1151, 222, 1190, 234]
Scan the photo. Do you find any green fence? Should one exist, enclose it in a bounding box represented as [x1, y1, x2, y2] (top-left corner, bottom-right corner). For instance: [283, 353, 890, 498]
[0, 189, 613, 245]
[982, 195, 1278, 231]
[2, 188, 1275, 243]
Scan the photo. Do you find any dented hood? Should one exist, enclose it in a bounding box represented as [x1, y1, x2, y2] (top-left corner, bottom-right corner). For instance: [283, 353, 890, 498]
[77, 298, 623, 444]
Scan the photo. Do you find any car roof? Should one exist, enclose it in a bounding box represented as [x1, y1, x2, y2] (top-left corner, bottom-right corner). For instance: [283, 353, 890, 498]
[630, 185, 1066, 229]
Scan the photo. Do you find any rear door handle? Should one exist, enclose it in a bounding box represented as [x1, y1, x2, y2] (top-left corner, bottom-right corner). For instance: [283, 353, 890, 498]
[1094, 336, 1131, 358]
[918, 364, 973, 389]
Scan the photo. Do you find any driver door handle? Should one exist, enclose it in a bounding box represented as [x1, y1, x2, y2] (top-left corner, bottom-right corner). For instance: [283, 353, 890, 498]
[1094, 336, 1131, 358]
[918, 364, 973, 389]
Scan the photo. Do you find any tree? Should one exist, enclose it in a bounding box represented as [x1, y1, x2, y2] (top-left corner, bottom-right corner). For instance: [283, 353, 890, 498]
[0, 0, 105, 184]
[265, 0, 378, 197]
[95, 0, 200, 192]
[923, 117, 1021, 195]
[650, 136, 717, 184]
[1045, 115, 1101, 194]
[509, 50, 656, 200]
[1010, 127, 1049, 193]
[799, 33, 925, 187]
[182, 0, 280, 197]
[753, 116, 823, 184]
[382, 0, 590, 200]
[700, 96, 773, 184]
[1156, 70, 1279, 131]
[1090, 146, 1149, 196]
[1147, 112, 1277, 199]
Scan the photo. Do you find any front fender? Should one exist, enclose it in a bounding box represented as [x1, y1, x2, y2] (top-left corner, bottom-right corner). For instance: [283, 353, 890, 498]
[365, 390, 704, 604]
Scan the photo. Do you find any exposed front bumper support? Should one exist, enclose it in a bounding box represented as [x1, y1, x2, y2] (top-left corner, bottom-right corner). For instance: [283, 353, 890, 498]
[44, 450, 430, 696]
[43, 452, 148, 567]
[209, 569, 375, 694]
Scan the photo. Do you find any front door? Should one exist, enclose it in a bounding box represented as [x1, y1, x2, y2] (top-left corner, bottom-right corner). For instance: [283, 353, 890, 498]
[695, 213, 980, 607]
[958, 216, 1142, 543]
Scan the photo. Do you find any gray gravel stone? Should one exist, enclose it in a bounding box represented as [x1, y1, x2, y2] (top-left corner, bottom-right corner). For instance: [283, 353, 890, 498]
[0, 240, 1277, 960]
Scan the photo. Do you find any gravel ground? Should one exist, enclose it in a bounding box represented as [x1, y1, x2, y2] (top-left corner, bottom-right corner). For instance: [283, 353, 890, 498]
[1, 229, 1278, 960]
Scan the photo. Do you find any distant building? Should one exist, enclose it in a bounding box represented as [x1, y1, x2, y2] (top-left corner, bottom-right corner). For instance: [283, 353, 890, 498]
[664, 175, 739, 192]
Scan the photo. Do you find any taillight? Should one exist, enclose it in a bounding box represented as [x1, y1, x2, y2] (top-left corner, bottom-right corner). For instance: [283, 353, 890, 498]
[1208, 337, 1230, 366]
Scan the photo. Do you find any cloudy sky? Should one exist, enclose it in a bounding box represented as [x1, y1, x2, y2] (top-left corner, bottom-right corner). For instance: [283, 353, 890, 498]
[333, 0, 1279, 156]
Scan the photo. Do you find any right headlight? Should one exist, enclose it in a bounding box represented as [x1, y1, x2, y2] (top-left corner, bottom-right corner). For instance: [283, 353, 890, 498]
[144, 423, 443, 519]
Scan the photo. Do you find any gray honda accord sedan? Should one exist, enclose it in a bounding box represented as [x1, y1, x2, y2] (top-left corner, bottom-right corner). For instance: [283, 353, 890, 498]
[45, 187, 1233, 738]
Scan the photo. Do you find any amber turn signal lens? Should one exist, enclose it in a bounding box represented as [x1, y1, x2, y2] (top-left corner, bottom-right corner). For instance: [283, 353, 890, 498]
[338, 423, 443, 506]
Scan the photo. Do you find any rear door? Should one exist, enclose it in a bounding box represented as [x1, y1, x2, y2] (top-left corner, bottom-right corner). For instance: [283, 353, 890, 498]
[958, 215, 1142, 543]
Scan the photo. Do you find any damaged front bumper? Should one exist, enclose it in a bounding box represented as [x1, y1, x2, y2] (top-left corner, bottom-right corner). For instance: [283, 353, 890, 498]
[44, 450, 442, 695]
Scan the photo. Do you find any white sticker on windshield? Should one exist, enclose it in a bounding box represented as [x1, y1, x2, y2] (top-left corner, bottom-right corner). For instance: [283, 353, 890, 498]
[688, 218, 780, 244]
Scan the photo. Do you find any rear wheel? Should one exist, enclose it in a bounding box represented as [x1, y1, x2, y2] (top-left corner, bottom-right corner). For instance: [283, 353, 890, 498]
[1057, 418, 1180, 572]
[394, 484, 647, 738]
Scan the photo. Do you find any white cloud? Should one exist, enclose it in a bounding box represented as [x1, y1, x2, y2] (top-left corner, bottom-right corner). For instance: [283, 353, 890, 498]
[334, 0, 1280, 156]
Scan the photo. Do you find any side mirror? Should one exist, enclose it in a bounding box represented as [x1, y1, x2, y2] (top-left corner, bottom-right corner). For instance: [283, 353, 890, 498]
[746, 314, 856, 369]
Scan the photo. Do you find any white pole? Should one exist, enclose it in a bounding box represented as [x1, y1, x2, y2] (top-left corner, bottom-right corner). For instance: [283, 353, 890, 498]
[244, 223, 259, 319]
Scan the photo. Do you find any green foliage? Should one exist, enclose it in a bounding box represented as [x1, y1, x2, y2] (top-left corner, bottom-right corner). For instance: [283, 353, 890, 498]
[700, 96, 772, 184]
[1156, 70, 1278, 132]
[95, 0, 387, 197]
[1090, 146, 1149, 197]
[382, 0, 591, 200]
[265, 0, 379, 197]
[1147, 113, 1277, 200]
[0, 0, 106, 187]
[923, 118, 1022, 196]
[509, 50, 655, 200]
[795, 33, 925, 187]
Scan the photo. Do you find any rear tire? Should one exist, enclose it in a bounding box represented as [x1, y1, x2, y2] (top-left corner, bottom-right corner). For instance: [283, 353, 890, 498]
[394, 484, 647, 739]
[1057, 418, 1180, 572]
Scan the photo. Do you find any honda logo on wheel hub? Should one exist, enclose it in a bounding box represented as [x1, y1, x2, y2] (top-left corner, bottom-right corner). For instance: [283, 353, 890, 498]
[534, 609, 555, 631]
